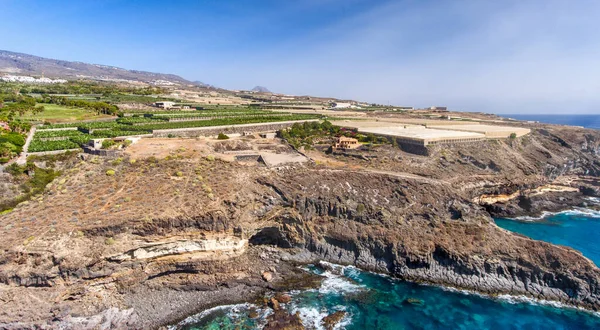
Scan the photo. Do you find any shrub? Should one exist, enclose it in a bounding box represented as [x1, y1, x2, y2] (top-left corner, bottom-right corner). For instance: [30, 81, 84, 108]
[217, 133, 229, 140]
[356, 203, 366, 215]
[0, 132, 25, 147]
[175, 171, 183, 177]
[206, 155, 215, 161]
[105, 237, 115, 245]
[106, 169, 116, 176]
[509, 133, 517, 139]
[23, 236, 35, 246]
[101, 139, 116, 149]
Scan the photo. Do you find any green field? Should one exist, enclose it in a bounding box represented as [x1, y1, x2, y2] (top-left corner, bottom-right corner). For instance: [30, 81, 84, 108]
[30, 111, 322, 152]
[17, 104, 114, 123]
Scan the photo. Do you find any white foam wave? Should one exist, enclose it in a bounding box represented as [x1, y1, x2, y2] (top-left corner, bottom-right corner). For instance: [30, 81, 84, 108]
[289, 306, 352, 330]
[434, 284, 600, 317]
[497, 294, 600, 317]
[317, 262, 365, 295]
[296, 262, 365, 295]
[169, 303, 269, 329]
[292, 306, 329, 330]
[513, 211, 556, 221]
[512, 208, 600, 221]
[587, 197, 600, 204]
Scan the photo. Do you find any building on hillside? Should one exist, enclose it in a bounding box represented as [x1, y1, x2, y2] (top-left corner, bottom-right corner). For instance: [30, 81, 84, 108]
[259, 132, 277, 139]
[333, 136, 360, 149]
[330, 102, 360, 109]
[429, 106, 448, 111]
[0, 121, 10, 131]
[153, 101, 176, 109]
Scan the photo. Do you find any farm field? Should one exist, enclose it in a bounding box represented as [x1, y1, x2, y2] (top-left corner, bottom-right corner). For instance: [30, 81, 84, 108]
[29, 109, 322, 152]
[17, 104, 114, 123]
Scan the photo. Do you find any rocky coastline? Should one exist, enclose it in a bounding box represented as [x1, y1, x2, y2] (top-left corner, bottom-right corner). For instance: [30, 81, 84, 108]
[0, 123, 599, 329]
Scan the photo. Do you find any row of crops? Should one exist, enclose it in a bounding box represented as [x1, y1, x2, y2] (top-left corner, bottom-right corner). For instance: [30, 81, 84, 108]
[30, 112, 321, 152]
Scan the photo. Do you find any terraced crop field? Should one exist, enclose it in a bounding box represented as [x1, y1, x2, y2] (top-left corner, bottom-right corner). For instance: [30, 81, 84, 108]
[30, 110, 321, 152]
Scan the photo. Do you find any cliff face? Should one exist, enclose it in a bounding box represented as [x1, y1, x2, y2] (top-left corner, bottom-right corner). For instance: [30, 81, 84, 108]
[253, 169, 600, 310]
[0, 124, 599, 328]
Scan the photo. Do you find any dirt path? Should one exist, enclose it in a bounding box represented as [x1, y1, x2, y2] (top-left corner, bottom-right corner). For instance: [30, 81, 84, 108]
[16, 126, 36, 165]
[304, 150, 445, 185]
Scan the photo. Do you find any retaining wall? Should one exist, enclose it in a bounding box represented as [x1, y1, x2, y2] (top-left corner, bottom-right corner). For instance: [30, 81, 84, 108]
[82, 146, 123, 158]
[27, 148, 82, 157]
[36, 127, 78, 132]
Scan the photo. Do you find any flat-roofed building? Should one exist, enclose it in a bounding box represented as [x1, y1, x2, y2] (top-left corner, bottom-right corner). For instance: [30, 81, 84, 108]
[153, 101, 176, 109]
[330, 119, 529, 155]
[376, 118, 480, 126]
[357, 126, 485, 146]
[426, 124, 531, 138]
[429, 106, 448, 111]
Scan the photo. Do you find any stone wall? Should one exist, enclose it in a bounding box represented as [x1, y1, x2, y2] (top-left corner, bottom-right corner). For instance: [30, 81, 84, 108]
[82, 146, 123, 158]
[152, 120, 319, 138]
[27, 148, 82, 157]
[35, 127, 78, 132]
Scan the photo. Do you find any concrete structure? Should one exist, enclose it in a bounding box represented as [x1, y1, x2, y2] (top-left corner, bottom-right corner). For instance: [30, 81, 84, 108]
[358, 126, 485, 146]
[426, 124, 531, 138]
[330, 120, 490, 155]
[259, 132, 276, 139]
[330, 102, 360, 109]
[333, 136, 360, 149]
[90, 136, 144, 149]
[259, 152, 308, 168]
[376, 118, 479, 126]
[330, 120, 419, 129]
[153, 101, 176, 109]
[429, 106, 448, 111]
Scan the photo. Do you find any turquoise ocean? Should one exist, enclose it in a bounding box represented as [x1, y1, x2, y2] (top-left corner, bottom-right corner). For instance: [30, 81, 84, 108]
[500, 114, 600, 130]
[172, 204, 600, 329]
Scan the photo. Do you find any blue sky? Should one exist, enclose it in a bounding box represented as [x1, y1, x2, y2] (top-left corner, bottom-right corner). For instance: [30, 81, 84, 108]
[1, 0, 600, 114]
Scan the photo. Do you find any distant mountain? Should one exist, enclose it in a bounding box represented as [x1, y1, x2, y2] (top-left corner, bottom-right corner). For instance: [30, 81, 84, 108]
[251, 86, 271, 93]
[192, 80, 215, 88]
[0, 50, 192, 85]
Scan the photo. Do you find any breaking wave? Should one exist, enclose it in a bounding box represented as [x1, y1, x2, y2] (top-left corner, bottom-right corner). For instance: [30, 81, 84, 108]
[513, 207, 600, 221]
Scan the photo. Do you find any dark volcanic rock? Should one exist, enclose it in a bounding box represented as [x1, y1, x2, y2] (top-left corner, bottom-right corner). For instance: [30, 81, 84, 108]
[256, 170, 600, 311]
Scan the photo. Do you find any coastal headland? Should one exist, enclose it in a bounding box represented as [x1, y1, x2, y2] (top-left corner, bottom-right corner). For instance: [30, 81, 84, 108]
[1, 109, 599, 328]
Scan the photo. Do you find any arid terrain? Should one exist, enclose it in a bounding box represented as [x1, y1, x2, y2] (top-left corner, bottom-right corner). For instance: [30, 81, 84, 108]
[1, 116, 600, 328]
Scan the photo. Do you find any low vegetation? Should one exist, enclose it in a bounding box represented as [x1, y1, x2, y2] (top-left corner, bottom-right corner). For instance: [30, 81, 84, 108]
[0, 131, 26, 163]
[0, 162, 61, 212]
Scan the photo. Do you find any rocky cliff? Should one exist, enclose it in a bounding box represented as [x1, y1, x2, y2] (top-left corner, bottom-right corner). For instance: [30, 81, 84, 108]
[0, 124, 599, 328]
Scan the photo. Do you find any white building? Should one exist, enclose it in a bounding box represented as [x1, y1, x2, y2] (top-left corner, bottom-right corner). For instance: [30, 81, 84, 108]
[153, 101, 176, 109]
[0, 75, 67, 84]
[330, 102, 360, 109]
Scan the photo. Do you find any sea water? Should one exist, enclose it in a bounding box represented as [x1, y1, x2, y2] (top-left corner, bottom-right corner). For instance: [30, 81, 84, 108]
[495, 208, 600, 266]
[172, 261, 600, 329]
[500, 114, 600, 130]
